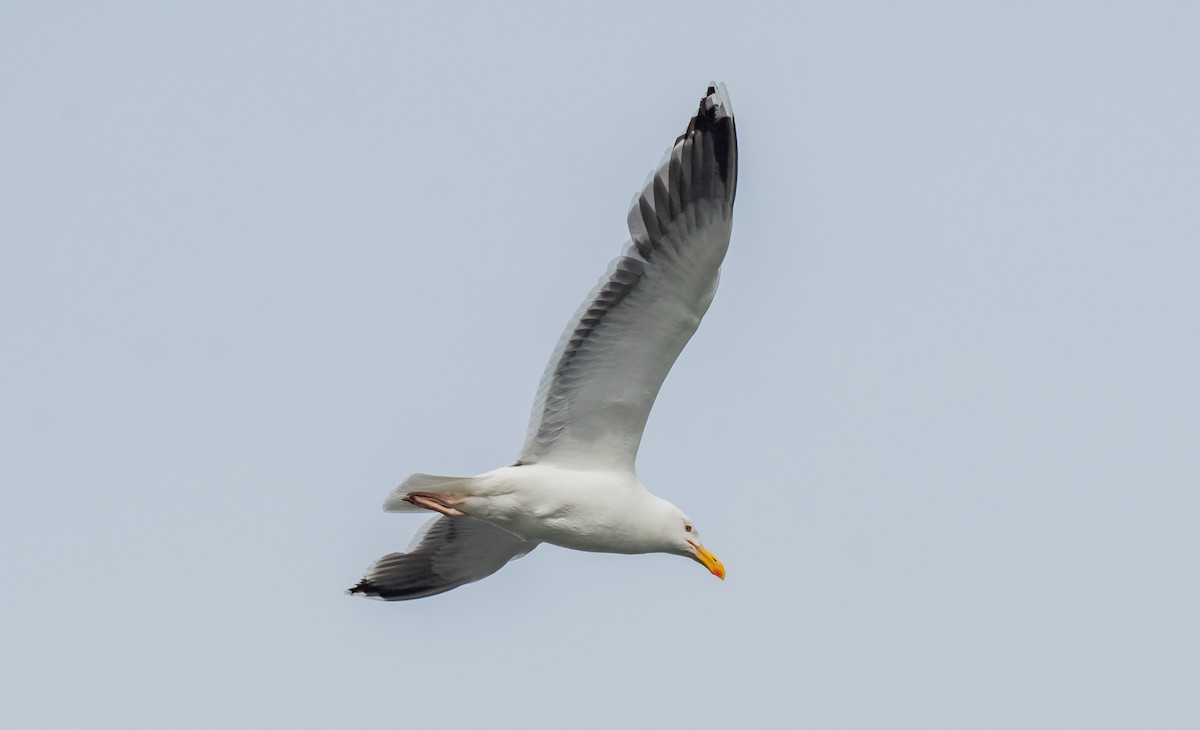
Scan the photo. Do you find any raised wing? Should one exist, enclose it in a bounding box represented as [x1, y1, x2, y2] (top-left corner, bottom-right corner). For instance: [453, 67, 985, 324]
[518, 83, 738, 472]
[347, 516, 538, 601]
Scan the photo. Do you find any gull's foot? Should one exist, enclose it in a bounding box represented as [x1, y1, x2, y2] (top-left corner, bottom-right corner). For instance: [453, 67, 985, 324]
[402, 491, 467, 517]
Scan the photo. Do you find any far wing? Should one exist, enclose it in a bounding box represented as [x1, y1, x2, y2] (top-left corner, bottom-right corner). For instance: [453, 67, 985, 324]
[347, 516, 538, 601]
[518, 83, 738, 472]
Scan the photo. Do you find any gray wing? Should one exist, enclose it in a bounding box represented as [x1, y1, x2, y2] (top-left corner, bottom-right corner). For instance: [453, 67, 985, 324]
[518, 83, 738, 472]
[347, 516, 538, 601]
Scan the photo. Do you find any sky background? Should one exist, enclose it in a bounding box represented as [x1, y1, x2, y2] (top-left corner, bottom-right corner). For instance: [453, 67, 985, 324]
[3, 2, 1198, 728]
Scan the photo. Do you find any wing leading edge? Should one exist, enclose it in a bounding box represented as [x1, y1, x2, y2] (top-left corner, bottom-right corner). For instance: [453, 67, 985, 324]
[518, 83, 738, 472]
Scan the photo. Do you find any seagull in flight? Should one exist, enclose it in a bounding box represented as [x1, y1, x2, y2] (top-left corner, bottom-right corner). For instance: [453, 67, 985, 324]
[349, 82, 738, 600]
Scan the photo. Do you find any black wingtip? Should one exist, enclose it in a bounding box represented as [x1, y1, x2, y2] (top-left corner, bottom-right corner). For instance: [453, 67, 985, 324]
[694, 82, 737, 192]
[346, 579, 378, 597]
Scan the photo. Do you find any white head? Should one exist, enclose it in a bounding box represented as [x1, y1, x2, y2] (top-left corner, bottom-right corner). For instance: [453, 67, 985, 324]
[654, 500, 725, 580]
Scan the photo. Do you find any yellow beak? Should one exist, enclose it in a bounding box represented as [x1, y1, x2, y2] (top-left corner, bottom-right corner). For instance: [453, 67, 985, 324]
[688, 541, 726, 580]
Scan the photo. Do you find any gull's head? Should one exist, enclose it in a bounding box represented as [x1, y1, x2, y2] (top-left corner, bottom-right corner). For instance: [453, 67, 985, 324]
[658, 504, 725, 580]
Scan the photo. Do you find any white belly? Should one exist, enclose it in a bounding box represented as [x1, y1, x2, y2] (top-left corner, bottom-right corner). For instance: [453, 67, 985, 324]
[463, 464, 666, 555]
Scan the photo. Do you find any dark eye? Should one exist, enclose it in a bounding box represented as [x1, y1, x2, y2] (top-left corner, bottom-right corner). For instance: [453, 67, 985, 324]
[684, 524, 693, 533]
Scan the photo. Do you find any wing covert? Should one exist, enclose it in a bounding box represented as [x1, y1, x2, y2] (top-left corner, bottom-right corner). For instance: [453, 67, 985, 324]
[518, 83, 738, 471]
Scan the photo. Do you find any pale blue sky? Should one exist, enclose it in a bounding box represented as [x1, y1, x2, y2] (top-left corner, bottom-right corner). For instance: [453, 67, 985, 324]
[3, 2, 1198, 728]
